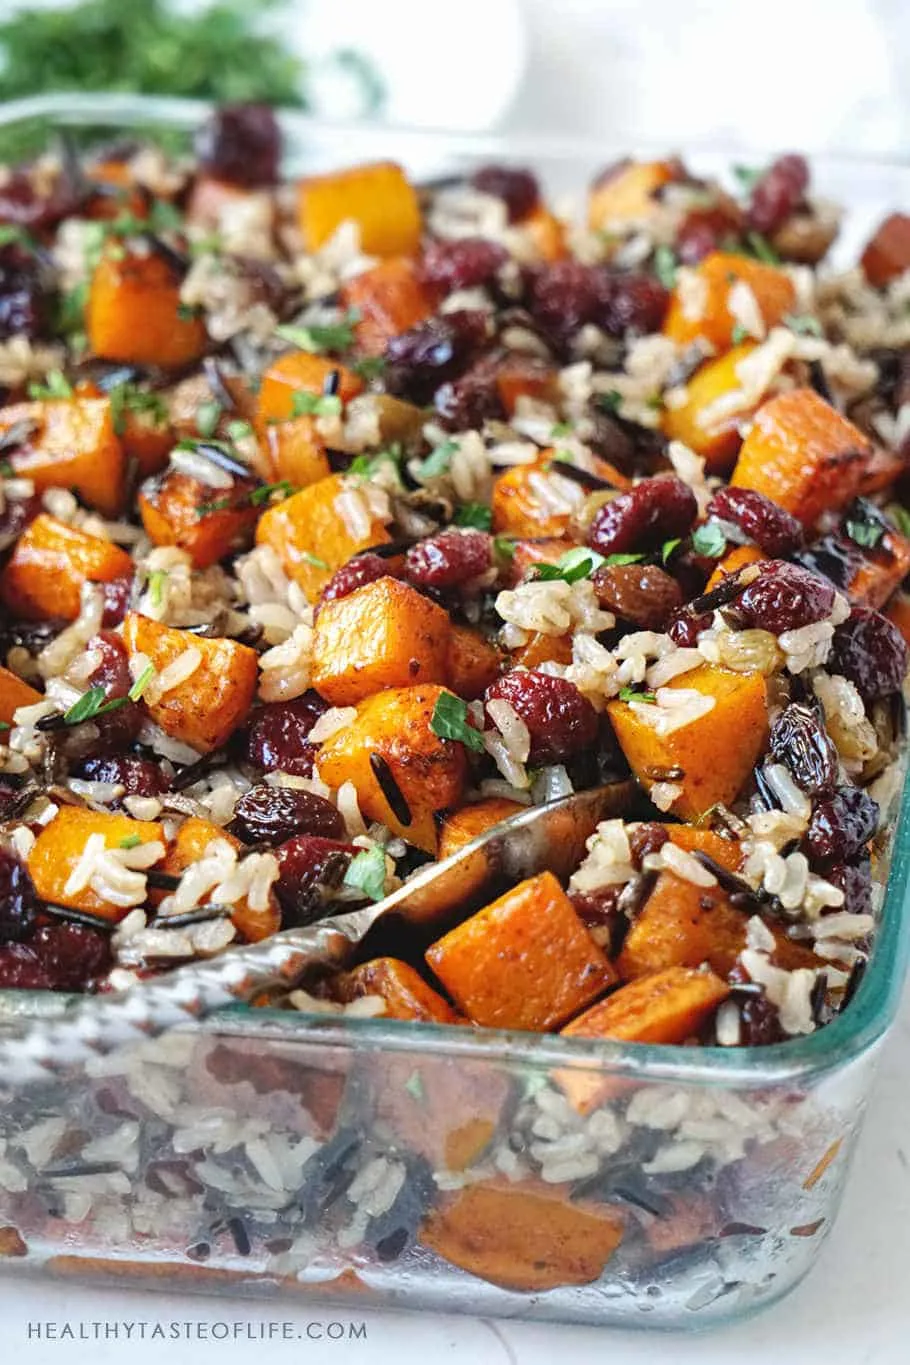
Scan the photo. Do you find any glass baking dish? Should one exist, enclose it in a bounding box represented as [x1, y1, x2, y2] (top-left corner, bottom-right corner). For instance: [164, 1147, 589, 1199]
[0, 93, 908, 1329]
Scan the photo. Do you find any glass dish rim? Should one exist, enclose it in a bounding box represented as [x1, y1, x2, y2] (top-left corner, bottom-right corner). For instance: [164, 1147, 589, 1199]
[0, 89, 907, 1090]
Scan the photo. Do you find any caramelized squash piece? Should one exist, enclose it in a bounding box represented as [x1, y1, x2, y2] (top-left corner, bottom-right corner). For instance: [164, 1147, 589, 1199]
[117, 402, 173, 479]
[255, 474, 391, 603]
[312, 576, 451, 705]
[493, 454, 629, 538]
[158, 816, 280, 942]
[260, 418, 330, 489]
[334, 958, 461, 1023]
[342, 257, 434, 356]
[588, 159, 680, 230]
[0, 665, 41, 724]
[558, 966, 730, 1112]
[27, 807, 164, 919]
[1, 398, 125, 517]
[848, 524, 910, 609]
[297, 161, 421, 258]
[421, 1179, 624, 1292]
[661, 824, 743, 872]
[663, 252, 796, 351]
[0, 514, 133, 622]
[446, 624, 501, 699]
[508, 536, 572, 584]
[438, 797, 525, 861]
[494, 355, 559, 415]
[122, 612, 258, 754]
[316, 685, 468, 853]
[861, 212, 910, 287]
[138, 470, 259, 570]
[662, 343, 760, 472]
[705, 542, 764, 591]
[256, 351, 363, 425]
[521, 206, 567, 261]
[607, 664, 768, 820]
[185, 176, 272, 236]
[426, 871, 615, 1031]
[87, 250, 207, 368]
[730, 388, 871, 526]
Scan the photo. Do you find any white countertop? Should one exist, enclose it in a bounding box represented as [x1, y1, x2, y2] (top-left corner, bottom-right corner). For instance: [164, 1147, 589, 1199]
[1, 980, 908, 1364]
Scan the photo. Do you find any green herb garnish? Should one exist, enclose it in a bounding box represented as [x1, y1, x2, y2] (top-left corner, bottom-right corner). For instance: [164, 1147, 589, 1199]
[303, 551, 330, 570]
[535, 546, 607, 584]
[343, 845, 387, 903]
[109, 382, 168, 436]
[731, 323, 749, 346]
[618, 687, 657, 704]
[890, 505, 910, 539]
[275, 311, 360, 354]
[732, 164, 762, 192]
[417, 440, 458, 480]
[176, 302, 202, 322]
[550, 421, 573, 439]
[493, 536, 516, 560]
[226, 419, 254, 443]
[784, 312, 823, 337]
[351, 355, 386, 382]
[119, 834, 141, 850]
[27, 370, 73, 401]
[596, 390, 623, 415]
[147, 569, 168, 608]
[289, 390, 343, 419]
[845, 518, 885, 549]
[653, 244, 678, 289]
[128, 664, 156, 702]
[249, 480, 295, 506]
[63, 687, 128, 726]
[454, 502, 493, 531]
[0, 224, 36, 251]
[195, 399, 222, 438]
[745, 231, 781, 265]
[429, 693, 485, 752]
[691, 522, 727, 558]
[661, 538, 682, 564]
[348, 445, 402, 480]
[196, 497, 233, 517]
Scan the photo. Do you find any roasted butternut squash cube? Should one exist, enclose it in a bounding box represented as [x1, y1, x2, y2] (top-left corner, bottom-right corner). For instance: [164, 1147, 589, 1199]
[1, 398, 126, 517]
[117, 402, 173, 479]
[0, 514, 133, 622]
[492, 456, 577, 538]
[334, 958, 462, 1023]
[27, 807, 165, 919]
[426, 870, 616, 1031]
[607, 664, 768, 819]
[663, 251, 796, 351]
[0, 665, 41, 724]
[138, 469, 259, 570]
[316, 684, 468, 853]
[848, 524, 910, 609]
[256, 351, 363, 425]
[87, 250, 207, 368]
[185, 175, 271, 234]
[885, 591, 910, 647]
[512, 631, 574, 669]
[122, 612, 258, 754]
[662, 343, 761, 472]
[588, 159, 681, 230]
[861, 212, 910, 288]
[730, 388, 871, 526]
[438, 797, 525, 861]
[507, 536, 572, 584]
[522, 206, 568, 261]
[494, 355, 559, 415]
[260, 418, 330, 489]
[255, 474, 391, 603]
[661, 824, 743, 871]
[312, 576, 451, 705]
[705, 542, 764, 591]
[342, 257, 434, 356]
[374, 1055, 510, 1170]
[446, 624, 501, 699]
[557, 966, 730, 1112]
[421, 1179, 624, 1292]
[158, 816, 279, 942]
[297, 161, 421, 258]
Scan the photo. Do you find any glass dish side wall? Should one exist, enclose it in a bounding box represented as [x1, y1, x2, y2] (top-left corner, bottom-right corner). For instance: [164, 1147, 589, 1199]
[0, 95, 907, 1328]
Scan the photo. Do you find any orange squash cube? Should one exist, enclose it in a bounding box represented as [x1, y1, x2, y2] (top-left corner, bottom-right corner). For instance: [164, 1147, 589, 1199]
[438, 797, 525, 861]
[426, 871, 615, 1031]
[87, 250, 207, 368]
[256, 351, 363, 425]
[373, 1054, 511, 1171]
[522, 206, 567, 261]
[1, 398, 126, 518]
[297, 161, 422, 258]
[847, 524, 910, 609]
[662, 342, 761, 472]
[663, 251, 796, 351]
[334, 958, 462, 1023]
[0, 665, 41, 724]
[588, 159, 681, 230]
[27, 807, 165, 919]
[0, 514, 133, 622]
[342, 257, 435, 356]
[138, 469, 259, 570]
[861, 212, 910, 287]
[494, 355, 559, 415]
[886, 591, 910, 647]
[122, 612, 258, 754]
[260, 418, 330, 489]
[730, 388, 871, 526]
[705, 543, 765, 591]
[446, 624, 501, 699]
[607, 664, 768, 820]
[158, 816, 280, 942]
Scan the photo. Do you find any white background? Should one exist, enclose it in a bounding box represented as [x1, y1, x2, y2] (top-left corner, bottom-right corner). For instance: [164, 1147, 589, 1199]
[1, 0, 909, 1358]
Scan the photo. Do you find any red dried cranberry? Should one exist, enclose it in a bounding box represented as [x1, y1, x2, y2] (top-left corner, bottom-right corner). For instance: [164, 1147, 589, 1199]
[591, 562, 683, 630]
[245, 694, 328, 777]
[470, 165, 540, 222]
[739, 992, 785, 1046]
[384, 310, 488, 404]
[769, 703, 838, 796]
[434, 364, 506, 430]
[825, 857, 873, 917]
[667, 610, 713, 648]
[0, 173, 79, 231]
[420, 238, 508, 294]
[74, 754, 166, 801]
[320, 553, 400, 608]
[570, 887, 625, 954]
[805, 786, 879, 863]
[737, 560, 835, 634]
[587, 477, 697, 557]
[0, 922, 111, 992]
[87, 631, 132, 698]
[275, 835, 358, 925]
[100, 576, 132, 627]
[747, 155, 809, 234]
[405, 528, 492, 589]
[526, 262, 667, 349]
[0, 486, 40, 547]
[0, 849, 38, 943]
[628, 821, 670, 866]
[707, 487, 803, 557]
[829, 606, 909, 701]
[194, 103, 281, 187]
[0, 944, 54, 990]
[0, 244, 52, 340]
[485, 670, 598, 764]
[230, 784, 344, 845]
[676, 216, 722, 264]
[604, 273, 670, 336]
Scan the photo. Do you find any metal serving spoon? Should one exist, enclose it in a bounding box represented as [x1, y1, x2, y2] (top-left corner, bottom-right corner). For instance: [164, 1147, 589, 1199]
[0, 779, 636, 1087]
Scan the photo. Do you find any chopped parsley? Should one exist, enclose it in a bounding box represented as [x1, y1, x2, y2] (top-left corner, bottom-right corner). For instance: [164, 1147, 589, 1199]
[732, 163, 762, 192]
[618, 687, 657, 704]
[27, 370, 73, 401]
[289, 390, 343, 419]
[731, 323, 749, 346]
[845, 519, 884, 549]
[195, 399, 222, 438]
[119, 834, 142, 850]
[0, 224, 36, 251]
[226, 418, 254, 443]
[784, 312, 823, 337]
[63, 686, 128, 726]
[249, 480, 295, 506]
[343, 845, 387, 903]
[653, 244, 679, 290]
[596, 389, 623, 415]
[745, 231, 781, 265]
[454, 502, 493, 531]
[348, 445, 402, 480]
[429, 692, 485, 752]
[493, 536, 516, 560]
[351, 355, 387, 382]
[147, 569, 168, 608]
[302, 551, 329, 570]
[550, 421, 573, 439]
[691, 522, 727, 558]
[128, 663, 156, 702]
[661, 537, 682, 564]
[417, 440, 458, 480]
[890, 504, 910, 539]
[196, 497, 233, 518]
[275, 311, 360, 354]
[535, 546, 606, 584]
[109, 382, 168, 436]
[604, 552, 646, 566]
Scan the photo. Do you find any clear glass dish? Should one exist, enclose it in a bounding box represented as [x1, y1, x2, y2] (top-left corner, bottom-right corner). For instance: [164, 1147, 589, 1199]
[0, 93, 908, 1328]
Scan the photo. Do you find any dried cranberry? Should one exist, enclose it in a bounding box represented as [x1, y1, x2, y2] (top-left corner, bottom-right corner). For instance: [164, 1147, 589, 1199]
[194, 103, 281, 187]
[100, 576, 132, 628]
[245, 694, 328, 777]
[825, 857, 873, 917]
[676, 216, 722, 264]
[737, 560, 835, 634]
[747, 155, 809, 235]
[526, 262, 667, 350]
[74, 754, 167, 801]
[570, 887, 625, 954]
[591, 562, 683, 631]
[275, 835, 358, 926]
[405, 528, 492, 589]
[628, 821, 670, 866]
[0, 173, 79, 231]
[829, 606, 909, 701]
[485, 670, 598, 764]
[420, 238, 508, 294]
[805, 786, 879, 863]
[434, 364, 506, 430]
[384, 310, 488, 404]
[230, 784, 344, 846]
[471, 165, 540, 222]
[605, 273, 670, 336]
[87, 631, 132, 698]
[0, 922, 111, 992]
[587, 477, 697, 557]
[320, 553, 401, 608]
[707, 487, 803, 557]
[0, 849, 38, 943]
[769, 703, 838, 796]
[739, 992, 785, 1046]
[0, 944, 53, 991]
[0, 245, 51, 340]
[667, 610, 713, 648]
